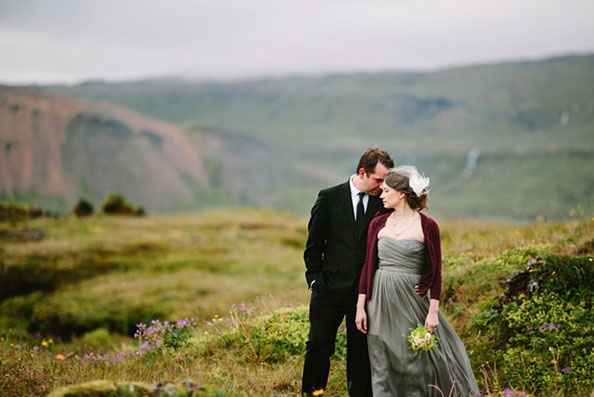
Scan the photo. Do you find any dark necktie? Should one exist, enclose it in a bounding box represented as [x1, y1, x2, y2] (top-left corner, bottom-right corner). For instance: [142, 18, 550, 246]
[356, 192, 365, 227]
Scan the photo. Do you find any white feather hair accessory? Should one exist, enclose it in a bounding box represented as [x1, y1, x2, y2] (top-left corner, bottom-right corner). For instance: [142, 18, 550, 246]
[393, 165, 430, 197]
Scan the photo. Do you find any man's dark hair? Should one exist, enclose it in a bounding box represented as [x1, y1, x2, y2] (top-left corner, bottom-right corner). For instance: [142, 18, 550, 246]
[355, 147, 394, 175]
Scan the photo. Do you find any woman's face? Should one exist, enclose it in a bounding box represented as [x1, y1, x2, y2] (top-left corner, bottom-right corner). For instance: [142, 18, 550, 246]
[380, 182, 405, 209]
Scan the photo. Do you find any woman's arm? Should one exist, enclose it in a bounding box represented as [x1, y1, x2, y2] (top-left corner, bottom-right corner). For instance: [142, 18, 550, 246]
[416, 217, 442, 300]
[425, 219, 442, 332]
[359, 214, 386, 297]
[425, 298, 439, 332]
[355, 293, 368, 334]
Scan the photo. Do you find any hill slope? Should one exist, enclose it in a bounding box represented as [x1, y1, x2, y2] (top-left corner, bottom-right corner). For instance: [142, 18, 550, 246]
[48, 54, 594, 152]
[0, 86, 209, 212]
[6, 54, 594, 219]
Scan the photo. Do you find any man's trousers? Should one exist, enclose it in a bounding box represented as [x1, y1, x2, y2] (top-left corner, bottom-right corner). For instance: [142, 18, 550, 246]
[301, 287, 373, 397]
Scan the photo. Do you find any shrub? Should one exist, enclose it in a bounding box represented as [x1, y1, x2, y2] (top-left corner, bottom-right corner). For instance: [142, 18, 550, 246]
[501, 291, 594, 393]
[0, 203, 53, 223]
[73, 198, 94, 217]
[101, 194, 145, 216]
[248, 307, 311, 363]
[78, 328, 115, 350]
[471, 253, 594, 395]
[204, 305, 346, 364]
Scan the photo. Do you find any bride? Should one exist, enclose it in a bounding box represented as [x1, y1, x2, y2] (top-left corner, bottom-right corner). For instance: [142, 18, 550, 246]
[355, 166, 480, 397]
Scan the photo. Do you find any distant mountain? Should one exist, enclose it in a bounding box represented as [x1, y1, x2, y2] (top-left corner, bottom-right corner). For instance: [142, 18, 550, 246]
[47, 54, 594, 154]
[6, 54, 594, 219]
[0, 86, 209, 212]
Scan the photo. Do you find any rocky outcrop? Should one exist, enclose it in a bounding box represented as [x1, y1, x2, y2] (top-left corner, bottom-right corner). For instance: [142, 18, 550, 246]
[0, 86, 208, 212]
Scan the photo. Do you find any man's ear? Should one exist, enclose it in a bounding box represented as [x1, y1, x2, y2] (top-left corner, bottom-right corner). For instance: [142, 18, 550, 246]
[357, 167, 366, 177]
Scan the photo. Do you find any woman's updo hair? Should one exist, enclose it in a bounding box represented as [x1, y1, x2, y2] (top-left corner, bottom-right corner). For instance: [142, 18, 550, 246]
[384, 169, 429, 210]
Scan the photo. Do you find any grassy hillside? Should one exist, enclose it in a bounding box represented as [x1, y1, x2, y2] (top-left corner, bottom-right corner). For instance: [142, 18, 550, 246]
[42, 54, 594, 219]
[1, 209, 593, 396]
[47, 55, 594, 152]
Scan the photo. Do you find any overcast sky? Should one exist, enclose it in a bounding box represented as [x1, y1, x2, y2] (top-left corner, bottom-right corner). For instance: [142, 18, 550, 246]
[1, 0, 593, 84]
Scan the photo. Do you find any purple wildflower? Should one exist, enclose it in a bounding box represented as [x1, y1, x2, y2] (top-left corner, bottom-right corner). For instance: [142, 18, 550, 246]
[133, 317, 197, 355]
[232, 303, 249, 315]
[176, 319, 189, 328]
[561, 367, 572, 374]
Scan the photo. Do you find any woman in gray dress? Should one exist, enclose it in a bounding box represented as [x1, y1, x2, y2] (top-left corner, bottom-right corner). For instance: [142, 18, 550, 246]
[355, 166, 480, 397]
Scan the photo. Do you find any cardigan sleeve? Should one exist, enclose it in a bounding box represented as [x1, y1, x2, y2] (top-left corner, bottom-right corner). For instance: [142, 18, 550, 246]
[417, 216, 442, 300]
[428, 220, 442, 299]
[358, 217, 378, 296]
[358, 212, 390, 299]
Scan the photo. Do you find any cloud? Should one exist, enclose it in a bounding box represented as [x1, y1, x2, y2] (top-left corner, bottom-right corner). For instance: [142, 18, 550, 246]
[1, 0, 593, 83]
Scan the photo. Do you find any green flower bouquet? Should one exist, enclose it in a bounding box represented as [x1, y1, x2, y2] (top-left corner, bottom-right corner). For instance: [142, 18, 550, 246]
[407, 325, 439, 352]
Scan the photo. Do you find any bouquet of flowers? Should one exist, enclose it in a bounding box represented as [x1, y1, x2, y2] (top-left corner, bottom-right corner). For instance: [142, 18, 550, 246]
[407, 325, 438, 352]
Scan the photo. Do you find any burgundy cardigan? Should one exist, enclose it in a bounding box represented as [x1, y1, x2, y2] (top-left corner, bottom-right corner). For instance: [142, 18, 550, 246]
[358, 210, 442, 300]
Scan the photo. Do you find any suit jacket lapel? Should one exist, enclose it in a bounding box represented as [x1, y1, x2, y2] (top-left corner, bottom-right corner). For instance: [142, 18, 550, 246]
[342, 181, 383, 239]
[341, 182, 357, 229]
[355, 194, 381, 239]
[366, 196, 382, 220]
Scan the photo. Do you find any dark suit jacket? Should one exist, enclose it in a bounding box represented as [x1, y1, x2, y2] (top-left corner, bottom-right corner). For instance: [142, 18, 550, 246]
[304, 181, 382, 291]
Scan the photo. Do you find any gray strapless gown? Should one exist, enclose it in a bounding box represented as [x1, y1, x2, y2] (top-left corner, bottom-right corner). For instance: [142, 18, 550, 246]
[366, 237, 480, 397]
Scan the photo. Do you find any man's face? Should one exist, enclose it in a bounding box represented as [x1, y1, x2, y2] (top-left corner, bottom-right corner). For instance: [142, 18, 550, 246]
[359, 162, 390, 196]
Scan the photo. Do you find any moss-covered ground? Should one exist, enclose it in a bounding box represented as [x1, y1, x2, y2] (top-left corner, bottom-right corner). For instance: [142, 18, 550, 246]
[1, 209, 592, 396]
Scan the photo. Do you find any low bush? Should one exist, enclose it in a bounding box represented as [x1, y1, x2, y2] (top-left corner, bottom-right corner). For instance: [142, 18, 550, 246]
[73, 198, 94, 217]
[198, 305, 346, 364]
[247, 306, 319, 363]
[0, 203, 55, 223]
[471, 253, 594, 396]
[78, 328, 116, 350]
[101, 193, 145, 216]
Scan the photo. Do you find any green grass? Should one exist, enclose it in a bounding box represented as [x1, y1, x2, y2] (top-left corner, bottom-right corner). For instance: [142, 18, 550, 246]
[0, 209, 593, 396]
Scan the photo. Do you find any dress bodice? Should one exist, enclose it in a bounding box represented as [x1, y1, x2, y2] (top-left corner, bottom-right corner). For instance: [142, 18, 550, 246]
[377, 237, 426, 275]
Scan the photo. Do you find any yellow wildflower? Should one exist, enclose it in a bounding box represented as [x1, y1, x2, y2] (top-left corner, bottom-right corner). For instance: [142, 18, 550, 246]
[312, 389, 325, 396]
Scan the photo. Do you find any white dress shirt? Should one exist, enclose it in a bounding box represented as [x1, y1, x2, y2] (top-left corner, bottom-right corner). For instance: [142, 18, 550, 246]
[349, 175, 368, 220]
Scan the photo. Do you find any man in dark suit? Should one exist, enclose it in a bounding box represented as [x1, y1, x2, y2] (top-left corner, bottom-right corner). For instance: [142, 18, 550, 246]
[302, 148, 394, 397]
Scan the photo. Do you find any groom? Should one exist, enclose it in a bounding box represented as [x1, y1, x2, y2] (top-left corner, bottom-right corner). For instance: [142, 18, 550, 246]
[302, 147, 393, 397]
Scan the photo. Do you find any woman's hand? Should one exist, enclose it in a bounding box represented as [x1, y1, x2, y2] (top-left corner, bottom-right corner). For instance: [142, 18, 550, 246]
[425, 311, 438, 333]
[355, 294, 368, 334]
[355, 305, 367, 334]
[425, 298, 440, 332]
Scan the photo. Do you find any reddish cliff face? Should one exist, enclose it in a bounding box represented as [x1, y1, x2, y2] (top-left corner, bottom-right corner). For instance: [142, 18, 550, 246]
[0, 86, 208, 212]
